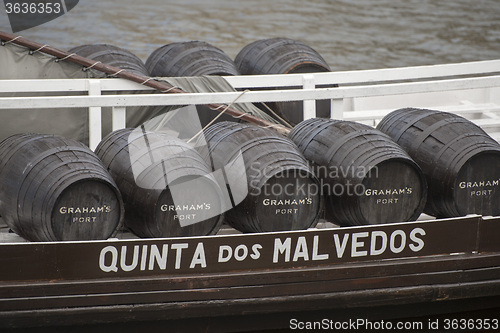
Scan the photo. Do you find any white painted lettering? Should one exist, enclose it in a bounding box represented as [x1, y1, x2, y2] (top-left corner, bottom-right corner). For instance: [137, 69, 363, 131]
[351, 232, 369, 257]
[99, 246, 118, 272]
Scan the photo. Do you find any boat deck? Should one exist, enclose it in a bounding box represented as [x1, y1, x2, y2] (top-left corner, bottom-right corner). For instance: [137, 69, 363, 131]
[1, 60, 500, 331]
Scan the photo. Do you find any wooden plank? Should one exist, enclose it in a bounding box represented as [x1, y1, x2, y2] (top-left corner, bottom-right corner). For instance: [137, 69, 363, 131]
[479, 217, 500, 252]
[1, 279, 499, 329]
[87, 80, 102, 150]
[111, 106, 127, 131]
[1, 263, 499, 312]
[2, 58, 499, 94]
[225, 59, 500, 88]
[302, 74, 316, 119]
[0, 217, 480, 282]
[3, 59, 489, 93]
[1, 76, 499, 110]
[1, 251, 499, 311]
[343, 103, 500, 122]
[0, 79, 90, 93]
[2, 251, 499, 300]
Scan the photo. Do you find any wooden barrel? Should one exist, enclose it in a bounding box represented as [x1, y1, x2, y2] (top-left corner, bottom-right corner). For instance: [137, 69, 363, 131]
[234, 37, 332, 125]
[146, 41, 239, 77]
[377, 108, 500, 218]
[0, 134, 123, 242]
[146, 40, 240, 127]
[200, 121, 323, 233]
[289, 118, 427, 226]
[68, 44, 148, 76]
[95, 128, 224, 238]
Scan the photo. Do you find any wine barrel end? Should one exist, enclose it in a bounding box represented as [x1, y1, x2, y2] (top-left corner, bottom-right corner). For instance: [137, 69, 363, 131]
[143, 175, 224, 238]
[244, 169, 322, 233]
[358, 159, 427, 224]
[454, 151, 500, 217]
[52, 179, 123, 241]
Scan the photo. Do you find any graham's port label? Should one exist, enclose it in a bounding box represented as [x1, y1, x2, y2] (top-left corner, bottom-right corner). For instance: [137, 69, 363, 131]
[364, 187, 413, 205]
[160, 202, 215, 222]
[263, 198, 314, 215]
[262, 198, 313, 206]
[160, 203, 212, 212]
[459, 179, 499, 197]
[58, 205, 112, 223]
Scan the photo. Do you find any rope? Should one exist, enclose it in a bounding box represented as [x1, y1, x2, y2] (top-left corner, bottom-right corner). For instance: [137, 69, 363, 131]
[83, 61, 102, 71]
[1, 35, 22, 45]
[260, 102, 293, 128]
[187, 90, 250, 144]
[264, 123, 287, 130]
[55, 52, 76, 62]
[111, 69, 124, 77]
[0, 32, 288, 135]
[29, 44, 48, 55]
[161, 86, 179, 93]
[140, 77, 153, 85]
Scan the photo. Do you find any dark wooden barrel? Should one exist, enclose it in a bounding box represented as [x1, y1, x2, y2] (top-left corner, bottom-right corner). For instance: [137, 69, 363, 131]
[146, 40, 240, 127]
[289, 118, 427, 226]
[68, 44, 148, 76]
[234, 37, 332, 125]
[146, 41, 239, 77]
[377, 108, 500, 218]
[95, 128, 224, 238]
[199, 121, 323, 233]
[0, 134, 123, 242]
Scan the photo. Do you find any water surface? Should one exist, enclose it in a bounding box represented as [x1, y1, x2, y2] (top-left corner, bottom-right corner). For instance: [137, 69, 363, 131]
[0, 0, 499, 70]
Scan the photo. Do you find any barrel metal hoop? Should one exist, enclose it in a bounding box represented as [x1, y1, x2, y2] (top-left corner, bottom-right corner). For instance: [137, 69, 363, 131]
[390, 110, 436, 142]
[248, 39, 291, 74]
[322, 129, 378, 165]
[409, 117, 471, 153]
[75, 49, 133, 61]
[218, 136, 299, 168]
[269, 48, 322, 74]
[433, 133, 492, 170]
[16, 146, 98, 207]
[154, 44, 218, 75]
[250, 159, 314, 191]
[292, 118, 336, 153]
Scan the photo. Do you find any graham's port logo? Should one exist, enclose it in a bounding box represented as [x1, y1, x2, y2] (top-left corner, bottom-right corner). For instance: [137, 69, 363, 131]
[458, 179, 499, 189]
[3, 0, 79, 33]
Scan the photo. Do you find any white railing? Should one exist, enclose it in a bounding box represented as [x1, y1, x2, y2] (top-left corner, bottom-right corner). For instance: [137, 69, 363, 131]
[1, 60, 500, 149]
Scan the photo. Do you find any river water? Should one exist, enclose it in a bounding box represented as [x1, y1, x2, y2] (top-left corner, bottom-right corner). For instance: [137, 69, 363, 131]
[0, 0, 499, 70]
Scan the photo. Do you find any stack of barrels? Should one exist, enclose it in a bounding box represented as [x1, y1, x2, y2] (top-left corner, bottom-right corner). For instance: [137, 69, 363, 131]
[2, 39, 499, 243]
